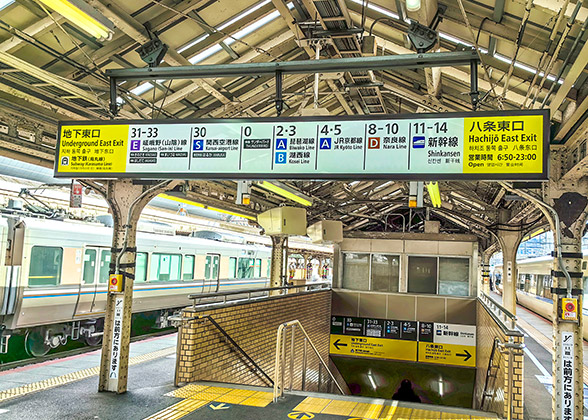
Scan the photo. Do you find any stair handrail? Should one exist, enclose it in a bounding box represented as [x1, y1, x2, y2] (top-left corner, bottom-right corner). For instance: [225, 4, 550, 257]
[480, 337, 501, 410]
[273, 320, 344, 401]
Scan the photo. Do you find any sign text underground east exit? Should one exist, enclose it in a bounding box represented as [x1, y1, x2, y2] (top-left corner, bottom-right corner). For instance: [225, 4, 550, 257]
[54, 110, 549, 180]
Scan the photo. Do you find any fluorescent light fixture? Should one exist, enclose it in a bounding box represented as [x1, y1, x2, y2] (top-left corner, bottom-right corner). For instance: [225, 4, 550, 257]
[0, 0, 14, 11]
[130, 82, 153, 96]
[367, 371, 377, 390]
[405, 0, 420, 12]
[159, 193, 257, 221]
[257, 181, 313, 207]
[37, 0, 114, 40]
[426, 182, 442, 208]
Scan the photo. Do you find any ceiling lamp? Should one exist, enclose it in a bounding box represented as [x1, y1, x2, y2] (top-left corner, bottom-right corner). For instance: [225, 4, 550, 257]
[257, 181, 313, 207]
[405, 0, 421, 12]
[37, 0, 114, 40]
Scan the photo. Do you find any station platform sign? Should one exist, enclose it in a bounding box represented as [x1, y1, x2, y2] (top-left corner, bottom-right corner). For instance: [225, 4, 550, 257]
[329, 316, 476, 368]
[54, 110, 549, 180]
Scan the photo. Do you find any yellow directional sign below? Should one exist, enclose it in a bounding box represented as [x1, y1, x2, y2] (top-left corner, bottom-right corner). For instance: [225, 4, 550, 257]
[418, 342, 476, 367]
[288, 412, 315, 420]
[329, 334, 417, 362]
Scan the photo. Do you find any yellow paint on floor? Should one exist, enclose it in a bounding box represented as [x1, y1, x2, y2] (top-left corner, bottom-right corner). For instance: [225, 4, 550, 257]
[164, 384, 210, 398]
[387, 406, 412, 420]
[411, 408, 441, 419]
[0, 346, 176, 404]
[293, 396, 332, 412]
[349, 401, 384, 419]
[440, 411, 471, 419]
[320, 399, 358, 416]
[240, 391, 274, 407]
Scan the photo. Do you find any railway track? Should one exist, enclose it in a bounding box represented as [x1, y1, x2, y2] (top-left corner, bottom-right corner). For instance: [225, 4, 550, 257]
[0, 329, 176, 372]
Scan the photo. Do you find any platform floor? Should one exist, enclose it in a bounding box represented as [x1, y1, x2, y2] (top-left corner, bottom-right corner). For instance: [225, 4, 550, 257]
[489, 291, 588, 419]
[0, 332, 499, 420]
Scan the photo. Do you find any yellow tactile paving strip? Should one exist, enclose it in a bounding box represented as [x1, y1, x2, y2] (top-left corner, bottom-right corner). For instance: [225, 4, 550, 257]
[292, 396, 497, 419]
[148, 385, 275, 420]
[0, 346, 176, 404]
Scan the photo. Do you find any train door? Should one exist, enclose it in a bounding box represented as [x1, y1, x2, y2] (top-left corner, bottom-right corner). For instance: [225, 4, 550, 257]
[91, 248, 111, 313]
[74, 247, 100, 316]
[205, 254, 220, 293]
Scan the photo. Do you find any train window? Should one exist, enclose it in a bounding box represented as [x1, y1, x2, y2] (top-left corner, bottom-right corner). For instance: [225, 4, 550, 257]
[408, 256, 437, 294]
[438, 257, 469, 296]
[255, 259, 262, 277]
[28, 246, 63, 287]
[238, 257, 254, 279]
[371, 254, 399, 293]
[342, 253, 369, 290]
[183, 255, 195, 280]
[150, 253, 181, 281]
[229, 257, 237, 279]
[212, 255, 219, 279]
[136, 252, 148, 283]
[98, 250, 111, 284]
[267, 259, 271, 277]
[82, 249, 97, 285]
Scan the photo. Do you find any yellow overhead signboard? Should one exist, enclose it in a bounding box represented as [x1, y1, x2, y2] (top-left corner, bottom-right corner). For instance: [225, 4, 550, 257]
[57, 125, 128, 174]
[329, 334, 417, 362]
[417, 342, 476, 368]
[463, 114, 544, 175]
[54, 110, 548, 180]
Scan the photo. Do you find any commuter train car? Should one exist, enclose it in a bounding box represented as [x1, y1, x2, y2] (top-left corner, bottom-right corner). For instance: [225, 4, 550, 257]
[0, 215, 277, 357]
[493, 254, 588, 340]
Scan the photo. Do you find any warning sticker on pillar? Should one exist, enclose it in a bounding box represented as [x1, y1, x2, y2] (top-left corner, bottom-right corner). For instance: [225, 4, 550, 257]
[561, 331, 574, 420]
[109, 296, 124, 380]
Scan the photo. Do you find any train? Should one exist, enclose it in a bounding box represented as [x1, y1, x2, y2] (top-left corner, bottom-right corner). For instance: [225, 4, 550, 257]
[0, 213, 331, 358]
[493, 255, 588, 340]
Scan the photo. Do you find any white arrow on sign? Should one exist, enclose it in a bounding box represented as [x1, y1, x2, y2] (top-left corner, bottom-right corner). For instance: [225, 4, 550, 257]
[210, 403, 230, 410]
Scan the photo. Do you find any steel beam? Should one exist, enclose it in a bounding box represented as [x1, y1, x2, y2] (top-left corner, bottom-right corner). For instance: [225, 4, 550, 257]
[107, 51, 479, 82]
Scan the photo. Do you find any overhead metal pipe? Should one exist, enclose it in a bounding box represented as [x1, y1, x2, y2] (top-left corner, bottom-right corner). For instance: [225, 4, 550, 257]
[529, 0, 582, 108]
[541, 14, 588, 108]
[106, 50, 479, 81]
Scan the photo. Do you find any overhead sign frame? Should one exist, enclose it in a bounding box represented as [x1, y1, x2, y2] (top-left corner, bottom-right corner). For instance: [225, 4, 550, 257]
[54, 109, 549, 181]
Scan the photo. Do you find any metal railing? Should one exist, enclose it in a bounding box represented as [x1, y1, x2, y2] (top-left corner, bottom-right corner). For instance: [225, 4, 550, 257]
[478, 292, 524, 420]
[479, 292, 518, 331]
[188, 282, 331, 309]
[273, 320, 344, 402]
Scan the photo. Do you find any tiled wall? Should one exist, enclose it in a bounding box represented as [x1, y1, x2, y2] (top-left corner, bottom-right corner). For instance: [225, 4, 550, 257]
[175, 290, 332, 391]
[332, 289, 477, 324]
[474, 300, 524, 420]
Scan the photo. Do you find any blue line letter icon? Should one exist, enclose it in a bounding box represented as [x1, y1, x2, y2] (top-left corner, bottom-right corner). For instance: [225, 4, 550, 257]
[193, 139, 204, 150]
[319, 138, 332, 150]
[276, 138, 288, 150]
[275, 152, 287, 164]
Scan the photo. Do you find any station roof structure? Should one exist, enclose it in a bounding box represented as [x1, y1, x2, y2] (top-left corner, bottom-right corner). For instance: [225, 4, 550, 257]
[0, 0, 585, 246]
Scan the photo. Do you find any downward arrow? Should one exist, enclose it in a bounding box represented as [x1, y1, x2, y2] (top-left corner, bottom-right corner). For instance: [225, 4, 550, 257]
[210, 403, 230, 410]
[456, 349, 472, 362]
[333, 339, 347, 350]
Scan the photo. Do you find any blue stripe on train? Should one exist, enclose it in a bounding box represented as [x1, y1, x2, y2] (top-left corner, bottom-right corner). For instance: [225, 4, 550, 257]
[22, 281, 267, 299]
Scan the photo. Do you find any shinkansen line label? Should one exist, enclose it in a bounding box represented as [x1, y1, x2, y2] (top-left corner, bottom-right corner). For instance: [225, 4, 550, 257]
[54, 110, 549, 180]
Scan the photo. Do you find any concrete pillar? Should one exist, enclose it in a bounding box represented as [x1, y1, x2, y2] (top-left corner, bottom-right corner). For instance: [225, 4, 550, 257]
[270, 235, 286, 289]
[498, 230, 522, 315]
[98, 179, 171, 393]
[547, 190, 588, 420]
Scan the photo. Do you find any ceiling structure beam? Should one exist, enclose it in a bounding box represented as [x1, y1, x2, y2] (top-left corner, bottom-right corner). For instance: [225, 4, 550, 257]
[106, 50, 480, 80]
